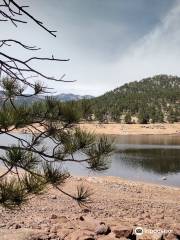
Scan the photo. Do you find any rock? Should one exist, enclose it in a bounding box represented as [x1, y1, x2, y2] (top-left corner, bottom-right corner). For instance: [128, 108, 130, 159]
[40, 224, 49, 230]
[14, 224, 21, 229]
[50, 214, 58, 219]
[36, 234, 49, 240]
[0, 224, 6, 228]
[144, 213, 151, 219]
[173, 224, 180, 236]
[161, 177, 167, 180]
[50, 222, 65, 233]
[158, 214, 164, 219]
[83, 208, 91, 213]
[51, 195, 57, 199]
[67, 229, 95, 240]
[42, 235, 50, 240]
[78, 217, 99, 232]
[31, 223, 41, 229]
[138, 233, 163, 240]
[48, 232, 57, 239]
[112, 226, 133, 238]
[41, 207, 48, 211]
[50, 225, 58, 233]
[80, 216, 85, 221]
[151, 233, 163, 240]
[95, 223, 111, 235]
[57, 229, 72, 238]
[164, 233, 179, 240]
[56, 216, 69, 224]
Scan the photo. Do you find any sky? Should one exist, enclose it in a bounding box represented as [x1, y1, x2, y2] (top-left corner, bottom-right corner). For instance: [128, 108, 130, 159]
[1, 0, 180, 96]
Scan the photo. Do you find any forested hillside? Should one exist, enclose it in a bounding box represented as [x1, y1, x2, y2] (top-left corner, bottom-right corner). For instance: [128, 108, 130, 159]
[1, 75, 179, 124]
[78, 75, 180, 123]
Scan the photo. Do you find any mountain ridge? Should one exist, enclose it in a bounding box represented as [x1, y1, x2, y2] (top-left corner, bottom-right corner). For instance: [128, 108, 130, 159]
[84, 74, 180, 123]
[0, 92, 94, 103]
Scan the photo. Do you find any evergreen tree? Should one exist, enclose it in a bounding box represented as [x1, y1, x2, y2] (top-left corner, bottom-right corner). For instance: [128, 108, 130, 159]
[124, 113, 132, 124]
[167, 108, 178, 123]
[150, 107, 164, 123]
[138, 108, 150, 124]
[0, 1, 113, 208]
[80, 99, 93, 120]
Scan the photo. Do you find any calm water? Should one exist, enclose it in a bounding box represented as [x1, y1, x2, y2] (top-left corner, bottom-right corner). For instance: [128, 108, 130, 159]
[0, 134, 179, 187]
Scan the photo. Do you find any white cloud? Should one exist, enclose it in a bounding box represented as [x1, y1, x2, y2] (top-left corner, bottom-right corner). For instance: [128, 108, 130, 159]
[113, 1, 180, 87]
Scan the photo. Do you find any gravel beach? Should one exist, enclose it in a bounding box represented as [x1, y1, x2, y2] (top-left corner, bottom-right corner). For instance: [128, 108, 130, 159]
[0, 176, 179, 240]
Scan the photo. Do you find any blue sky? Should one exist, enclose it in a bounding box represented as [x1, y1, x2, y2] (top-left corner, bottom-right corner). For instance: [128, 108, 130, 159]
[1, 0, 180, 95]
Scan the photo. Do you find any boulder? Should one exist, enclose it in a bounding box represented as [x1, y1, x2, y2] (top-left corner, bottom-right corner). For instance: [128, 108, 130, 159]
[95, 223, 111, 235]
[66, 229, 96, 240]
[138, 233, 163, 240]
[112, 226, 133, 238]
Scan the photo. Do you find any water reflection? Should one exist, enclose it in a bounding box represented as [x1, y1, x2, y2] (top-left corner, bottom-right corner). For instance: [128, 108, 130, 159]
[117, 148, 180, 174]
[0, 133, 180, 186]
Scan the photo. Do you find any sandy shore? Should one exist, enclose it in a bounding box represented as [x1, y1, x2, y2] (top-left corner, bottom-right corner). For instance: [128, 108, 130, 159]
[11, 123, 180, 136]
[79, 123, 180, 135]
[0, 176, 179, 239]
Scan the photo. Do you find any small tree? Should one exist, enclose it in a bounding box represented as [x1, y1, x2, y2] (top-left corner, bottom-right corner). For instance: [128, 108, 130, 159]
[167, 108, 178, 123]
[138, 108, 150, 124]
[80, 99, 93, 121]
[151, 110, 164, 123]
[124, 112, 132, 124]
[0, 1, 113, 208]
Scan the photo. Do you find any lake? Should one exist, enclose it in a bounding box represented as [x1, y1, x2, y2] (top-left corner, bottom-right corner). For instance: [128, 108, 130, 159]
[0, 133, 179, 187]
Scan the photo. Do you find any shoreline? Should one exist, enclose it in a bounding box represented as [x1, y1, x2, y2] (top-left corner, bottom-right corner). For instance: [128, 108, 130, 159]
[11, 122, 180, 136]
[0, 175, 179, 239]
[73, 175, 180, 190]
[0, 165, 179, 189]
[79, 123, 180, 136]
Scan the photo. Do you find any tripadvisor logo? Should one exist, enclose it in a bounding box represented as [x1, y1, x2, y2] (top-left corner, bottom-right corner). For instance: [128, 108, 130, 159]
[134, 227, 172, 236]
[135, 227, 144, 235]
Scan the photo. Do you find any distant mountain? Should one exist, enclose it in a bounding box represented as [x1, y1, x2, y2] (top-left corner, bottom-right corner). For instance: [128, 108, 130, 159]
[55, 93, 93, 101]
[0, 92, 94, 104]
[89, 75, 180, 123]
